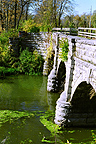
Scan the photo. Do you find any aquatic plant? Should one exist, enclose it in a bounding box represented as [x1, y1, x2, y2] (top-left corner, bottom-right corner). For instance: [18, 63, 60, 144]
[40, 111, 65, 143]
[0, 110, 34, 127]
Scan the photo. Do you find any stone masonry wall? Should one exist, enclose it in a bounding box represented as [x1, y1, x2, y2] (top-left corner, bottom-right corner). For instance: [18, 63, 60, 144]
[54, 34, 96, 127]
[71, 39, 96, 100]
[9, 32, 53, 75]
[9, 32, 60, 76]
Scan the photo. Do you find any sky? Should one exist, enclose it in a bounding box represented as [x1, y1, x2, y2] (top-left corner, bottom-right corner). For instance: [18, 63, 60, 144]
[74, 0, 96, 15]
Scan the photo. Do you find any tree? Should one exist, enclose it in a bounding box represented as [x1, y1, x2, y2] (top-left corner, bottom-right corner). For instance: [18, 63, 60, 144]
[0, 0, 37, 30]
[78, 13, 87, 27]
[17, 0, 31, 29]
[62, 14, 75, 28]
[58, 0, 74, 27]
[35, 0, 74, 28]
[73, 15, 81, 28]
[91, 10, 96, 28]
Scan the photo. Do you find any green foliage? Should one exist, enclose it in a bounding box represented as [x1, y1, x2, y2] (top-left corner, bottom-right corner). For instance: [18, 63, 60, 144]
[0, 45, 11, 67]
[0, 37, 18, 77]
[91, 130, 96, 143]
[59, 38, 69, 61]
[0, 32, 9, 47]
[69, 22, 75, 28]
[20, 139, 33, 144]
[40, 111, 62, 135]
[0, 29, 19, 69]
[40, 111, 65, 144]
[20, 19, 53, 32]
[42, 137, 55, 143]
[8, 28, 19, 38]
[20, 19, 40, 33]
[0, 30, 44, 76]
[0, 67, 18, 77]
[0, 110, 34, 127]
[91, 12, 96, 28]
[0, 29, 19, 47]
[39, 23, 53, 32]
[0, 44, 19, 70]
[44, 35, 54, 75]
[46, 35, 53, 60]
[18, 49, 44, 75]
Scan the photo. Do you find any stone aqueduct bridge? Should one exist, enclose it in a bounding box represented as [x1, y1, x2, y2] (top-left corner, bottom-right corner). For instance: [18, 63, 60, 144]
[46, 32, 96, 127]
[10, 32, 96, 127]
[45, 32, 96, 127]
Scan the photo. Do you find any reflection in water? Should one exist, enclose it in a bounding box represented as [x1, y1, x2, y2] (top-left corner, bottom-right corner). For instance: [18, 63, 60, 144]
[0, 75, 59, 111]
[0, 75, 60, 144]
[0, 75, 95, 143]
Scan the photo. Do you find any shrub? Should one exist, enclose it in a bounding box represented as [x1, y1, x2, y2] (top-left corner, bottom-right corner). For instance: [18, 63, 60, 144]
[45, 35, 54, 74]
[0, 67, 17, 77]
[0, 29, 19, 46]
[39, 23, 53, 32]
[0, 29, 19, 68]
[0, 45, 11, 67]
[59, 38, 69, 61]
[18, 49, 44, 75]
[0, 44, 18, 68]
[20, 19, 40, 33]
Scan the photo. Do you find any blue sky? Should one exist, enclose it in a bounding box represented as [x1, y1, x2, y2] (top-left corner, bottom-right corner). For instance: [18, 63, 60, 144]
[74, 0, 96, 15]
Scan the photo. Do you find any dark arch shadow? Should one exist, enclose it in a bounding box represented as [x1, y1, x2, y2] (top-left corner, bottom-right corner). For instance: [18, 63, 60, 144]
[57, 61, 66, 92]
[71, 82, 96, 113]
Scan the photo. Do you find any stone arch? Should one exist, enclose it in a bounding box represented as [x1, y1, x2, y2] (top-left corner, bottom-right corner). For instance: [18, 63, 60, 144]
[56, 61, 66, 92]
[71, 73, 91, 101]
[71, 81, 96, 113]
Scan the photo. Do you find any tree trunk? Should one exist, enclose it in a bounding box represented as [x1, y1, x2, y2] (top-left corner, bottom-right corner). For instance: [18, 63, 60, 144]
[17, 3, 23, 29]
[0, 0, 2, 31]
[53, 0, 57, 27]
[14, 0, 17, 28]
[58, 1, 63, 27]
[25, 2, 29, 20]
[17, 0, 28, 29]
[6, 3, 9, 32]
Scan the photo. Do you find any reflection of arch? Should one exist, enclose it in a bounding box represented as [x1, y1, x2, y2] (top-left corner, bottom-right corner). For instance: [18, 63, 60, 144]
[71, 82, 96, 113]
[57, 61, 66, 92]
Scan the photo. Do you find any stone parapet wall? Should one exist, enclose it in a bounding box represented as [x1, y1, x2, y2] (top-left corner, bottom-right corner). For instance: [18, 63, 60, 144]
[75, 39, 96, 65]
[9, 32, 54, 75]
[9, 32, 52, 58]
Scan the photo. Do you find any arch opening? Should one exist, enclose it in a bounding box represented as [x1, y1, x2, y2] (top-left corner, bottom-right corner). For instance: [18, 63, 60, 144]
[57, 61, 66, 92]
[71, 82, 96, 113]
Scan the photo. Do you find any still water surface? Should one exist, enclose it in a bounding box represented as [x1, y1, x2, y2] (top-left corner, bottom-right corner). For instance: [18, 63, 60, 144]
[0, 75, 95, 143]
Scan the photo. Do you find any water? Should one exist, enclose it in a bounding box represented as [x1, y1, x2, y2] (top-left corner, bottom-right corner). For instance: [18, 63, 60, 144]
[0, 75, 95, 144]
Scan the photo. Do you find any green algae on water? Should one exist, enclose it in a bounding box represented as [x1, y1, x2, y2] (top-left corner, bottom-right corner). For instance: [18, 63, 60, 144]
[0, 110, 34, 127]
[40, 111, 63, 135]
[40, 111, 67, 143]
